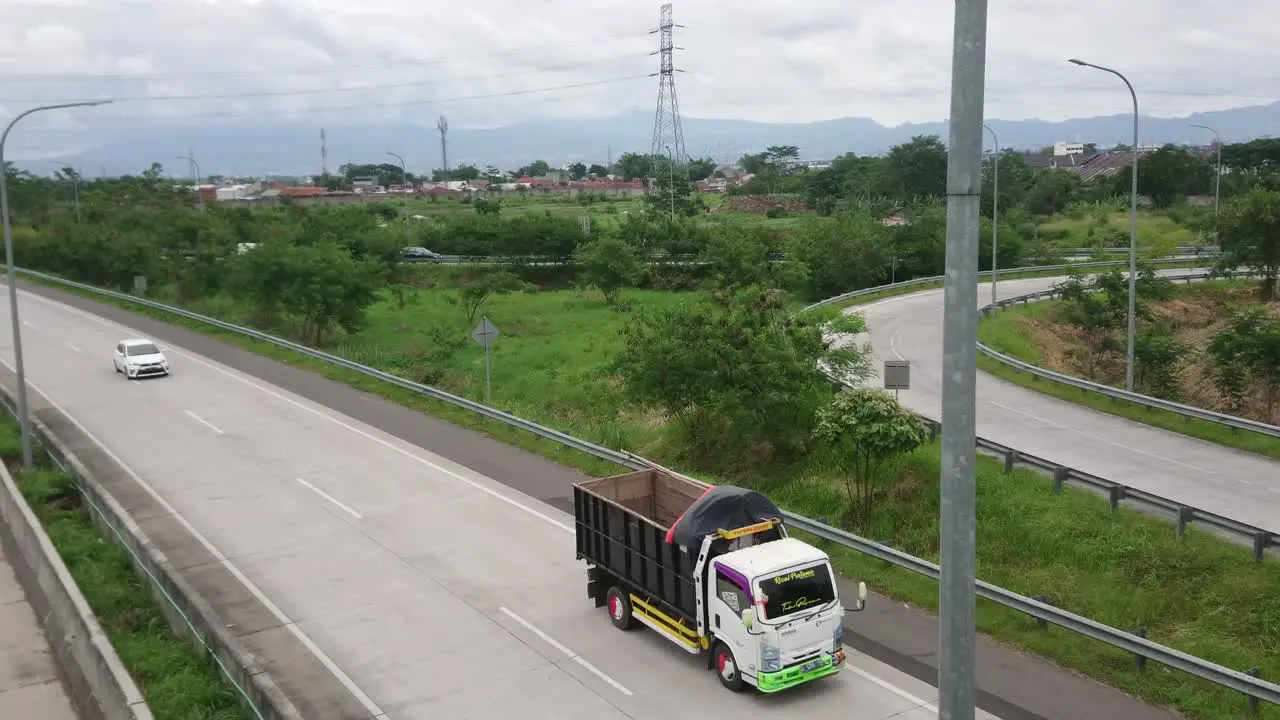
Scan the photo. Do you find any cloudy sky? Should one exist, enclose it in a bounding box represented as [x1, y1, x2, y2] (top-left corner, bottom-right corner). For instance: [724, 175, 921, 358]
[1, 0, 1276, 139]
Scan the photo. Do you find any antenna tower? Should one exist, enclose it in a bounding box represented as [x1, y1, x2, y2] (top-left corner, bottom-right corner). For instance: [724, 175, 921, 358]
[649, 3, 687, 168]
[437, 115, 450, 183]
[320, 128, 329, 175]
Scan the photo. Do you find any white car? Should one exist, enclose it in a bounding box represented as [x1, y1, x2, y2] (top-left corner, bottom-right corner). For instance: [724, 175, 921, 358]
[113, 338, 171, 379]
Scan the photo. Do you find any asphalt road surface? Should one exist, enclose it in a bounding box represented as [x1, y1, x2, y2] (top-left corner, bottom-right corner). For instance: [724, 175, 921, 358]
[846, 271, 1280, 533]
[0, 288, 1003, 719]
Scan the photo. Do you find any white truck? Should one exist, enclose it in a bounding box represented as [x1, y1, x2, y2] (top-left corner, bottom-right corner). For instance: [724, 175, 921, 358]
[573, 465, 867, 693]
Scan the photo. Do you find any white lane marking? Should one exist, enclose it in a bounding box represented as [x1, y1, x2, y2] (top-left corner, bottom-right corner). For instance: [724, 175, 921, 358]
[989, 400, 1217, 475]
[888, 330, 906, 361]
[844, 664, 938, 713]
[296, 478, 363, 519]
[0, 366, 390, 720]
[64, 341, 82, 353]
[17, 290, 577, 533]
[183, 409, 224, 435]
[498, 606, 633, 697]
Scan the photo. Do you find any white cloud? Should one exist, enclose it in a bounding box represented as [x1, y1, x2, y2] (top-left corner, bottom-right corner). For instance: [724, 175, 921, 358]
[0, 0, 1276, 137]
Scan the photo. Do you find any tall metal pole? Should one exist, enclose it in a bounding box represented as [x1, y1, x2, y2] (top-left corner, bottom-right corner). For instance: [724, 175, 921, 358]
[1189, 123, 1222, 231]
[1, 100, 112, 470]
[984, 124, 999, 314]
[939, 2, 988, 719]
[1069, 58, 1139, 392]
[665, 144, 675, 221]
[386, 151, 411, 245]
[178, 153, 205, 212]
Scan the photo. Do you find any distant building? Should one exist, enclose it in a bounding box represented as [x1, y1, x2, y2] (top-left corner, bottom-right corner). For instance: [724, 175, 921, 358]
[1054, 142, 1085, 156]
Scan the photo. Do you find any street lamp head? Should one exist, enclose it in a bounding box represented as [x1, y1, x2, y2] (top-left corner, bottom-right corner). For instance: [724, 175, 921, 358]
[1067, 58, 1087, 66]
[84, 100, 113, 108]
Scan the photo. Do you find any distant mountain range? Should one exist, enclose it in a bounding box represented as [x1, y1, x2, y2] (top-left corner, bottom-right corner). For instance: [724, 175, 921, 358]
[24, 103, 1280, 179]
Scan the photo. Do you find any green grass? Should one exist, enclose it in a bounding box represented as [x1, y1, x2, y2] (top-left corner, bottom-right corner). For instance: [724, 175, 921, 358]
[0, 423, 254, 720]
[1038, 210, 1201, 248]
[779, 444, 1279, 720]
[19, 270, 1280, 719]
[977, 292, 1280, 460]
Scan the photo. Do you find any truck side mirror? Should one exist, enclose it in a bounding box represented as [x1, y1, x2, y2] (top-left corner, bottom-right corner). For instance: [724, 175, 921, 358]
[740, 607, 755, 629]
[847, 581, 868, 612]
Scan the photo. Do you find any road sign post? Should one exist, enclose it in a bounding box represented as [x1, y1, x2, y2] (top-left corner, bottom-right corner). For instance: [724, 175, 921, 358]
[470, 317, 499, 405]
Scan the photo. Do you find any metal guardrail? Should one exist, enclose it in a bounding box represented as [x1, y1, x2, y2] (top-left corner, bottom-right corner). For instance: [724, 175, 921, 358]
[800, 255, 1221, 313]
[976, 272, 1280, 439]
[10, 265, 1278, 708]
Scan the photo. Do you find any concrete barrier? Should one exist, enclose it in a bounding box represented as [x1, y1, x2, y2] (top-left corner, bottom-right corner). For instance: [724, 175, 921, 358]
[0, 386, 305, 720]
[0, 455, 151, 720]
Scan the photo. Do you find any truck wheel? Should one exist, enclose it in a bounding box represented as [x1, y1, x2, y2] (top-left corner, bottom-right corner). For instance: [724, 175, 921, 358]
[713, 641, 746, 692]
[605, 587, 636, 631]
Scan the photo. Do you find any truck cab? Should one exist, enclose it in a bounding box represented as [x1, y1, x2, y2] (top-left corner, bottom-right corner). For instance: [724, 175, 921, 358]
[701, 533, 857, 692]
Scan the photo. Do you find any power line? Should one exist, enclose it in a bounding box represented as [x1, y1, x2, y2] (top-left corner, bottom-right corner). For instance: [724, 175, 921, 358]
[3, 53, 653, 105]
[88, 74, 653, 122]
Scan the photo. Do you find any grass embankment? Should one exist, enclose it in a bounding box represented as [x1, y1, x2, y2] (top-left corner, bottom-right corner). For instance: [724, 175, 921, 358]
[978, 281, 1280, 460]
[19, 271, 1280, 719]
[1038, 210, 1201, 248]
[0, 422, 254, 719]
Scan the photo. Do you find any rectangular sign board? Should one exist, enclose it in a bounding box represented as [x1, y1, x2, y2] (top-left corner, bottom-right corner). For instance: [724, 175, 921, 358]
[883, 360, 910, 390]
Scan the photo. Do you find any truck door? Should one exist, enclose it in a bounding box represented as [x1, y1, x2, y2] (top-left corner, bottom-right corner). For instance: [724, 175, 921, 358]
[709, 565, 754, 676]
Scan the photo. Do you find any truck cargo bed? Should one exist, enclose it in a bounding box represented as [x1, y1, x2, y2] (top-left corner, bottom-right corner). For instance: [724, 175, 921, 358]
[573, 469, 706, 623]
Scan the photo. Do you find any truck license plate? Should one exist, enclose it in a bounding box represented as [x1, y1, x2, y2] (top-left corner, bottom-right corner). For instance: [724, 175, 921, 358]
[802, 658, 823, 673]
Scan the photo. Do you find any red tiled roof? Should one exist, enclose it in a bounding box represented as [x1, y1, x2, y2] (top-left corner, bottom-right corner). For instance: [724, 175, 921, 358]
[279, 187, 328, 197]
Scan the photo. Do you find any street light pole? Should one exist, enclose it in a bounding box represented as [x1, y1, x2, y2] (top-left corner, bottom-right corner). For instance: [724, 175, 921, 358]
[177, 153, 205, 212]
[984, 124, 999, 314]
[1069, 58, 1139, 392]
[386, 151, 411, 245]
[1189, 123, 1222, 231]
[1, 100, 112, 469]
[939, 1, 989, 718]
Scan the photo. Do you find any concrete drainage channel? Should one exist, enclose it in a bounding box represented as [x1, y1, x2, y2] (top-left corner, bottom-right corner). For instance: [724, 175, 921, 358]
[0, 379, 307, 720]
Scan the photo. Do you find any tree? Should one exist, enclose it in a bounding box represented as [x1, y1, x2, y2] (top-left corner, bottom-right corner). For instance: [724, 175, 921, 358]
[686, 158, 717, 182]
[1111, 144, 1213, 208]
[574, 235, 643, 304]
[877, 135, 947, 201]
[568, 162, 588, 180]
[613, 287, 873, 463]
[517, 160, 551, 178]
[279, 242, 383, 344]
[644, 157, 702, 217]
[452, 269, 531, 323]
[1134, 332, 1187, 400]
[1217, 188, 1280, 300]
[588, 163, 609, 178]
[787, 213, 891, 299]
[699, 226, 806, 291]
[813, 388, 930, 528]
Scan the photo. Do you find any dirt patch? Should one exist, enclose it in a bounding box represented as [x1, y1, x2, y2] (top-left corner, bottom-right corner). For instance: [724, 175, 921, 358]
[1012, 286, 1279, 425]
[715, 195, 808, 215]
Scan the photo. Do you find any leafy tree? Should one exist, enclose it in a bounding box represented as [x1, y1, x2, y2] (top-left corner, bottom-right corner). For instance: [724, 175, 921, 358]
[1134, 332, 1187, 399]
[474, 198, 502, 215]
[813, 388, 930, 527]
[574, 235, 643, 304]
[568, 162, 588, 180]
[878, 135, 947, 201]
[451, 269, 532, 323]
[788, 212, 891, 299]
[686, 158, 717, 182]
[613, 287, 873, 463]
[644, 157, 702, 217]
[699, 226, 806, 291]
[588, 163, 609, 177]
[1217, 188, 1280, 300]
[516, 160, 551, 178]
[1111, 144, 1213, 208]
[279, 242, 383, 344]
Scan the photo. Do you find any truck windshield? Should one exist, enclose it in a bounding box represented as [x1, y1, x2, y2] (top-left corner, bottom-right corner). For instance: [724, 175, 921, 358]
[757, 562, 836, 620]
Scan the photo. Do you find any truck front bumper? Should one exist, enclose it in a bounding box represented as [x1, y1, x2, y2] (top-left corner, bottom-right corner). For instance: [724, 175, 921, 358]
[756, 649, 845, 693]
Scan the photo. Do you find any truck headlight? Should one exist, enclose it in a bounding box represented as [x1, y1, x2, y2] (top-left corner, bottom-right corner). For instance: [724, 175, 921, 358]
[761, 642, 780, 672]
[833, 622, 844, 651]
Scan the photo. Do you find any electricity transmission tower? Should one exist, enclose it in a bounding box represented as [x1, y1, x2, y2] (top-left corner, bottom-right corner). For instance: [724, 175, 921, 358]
[649, 3, 687, 169]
